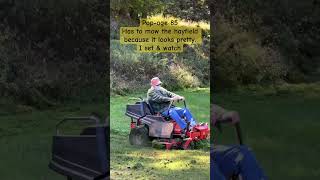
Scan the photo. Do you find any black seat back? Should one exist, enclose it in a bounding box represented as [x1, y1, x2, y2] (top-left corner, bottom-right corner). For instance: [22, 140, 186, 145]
[142, 101, 155, 115]
[126, 100, 155, 118]
[49, 116, 109, 180]
[126, 103, 144, 118]
[146, 100, 156, 115]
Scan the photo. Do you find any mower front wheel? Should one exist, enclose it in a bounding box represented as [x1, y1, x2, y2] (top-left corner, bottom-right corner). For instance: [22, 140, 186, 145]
[129, 126, 150, 146]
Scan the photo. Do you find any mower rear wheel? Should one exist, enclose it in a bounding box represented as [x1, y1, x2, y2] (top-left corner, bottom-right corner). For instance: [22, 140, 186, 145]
[129, 126, 150, 146]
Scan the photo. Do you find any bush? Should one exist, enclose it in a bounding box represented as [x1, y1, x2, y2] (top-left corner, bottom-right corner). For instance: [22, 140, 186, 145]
[110, 40, 209, 94]
[167, 65, 200, 89]
[0, 0, 108, 107]
[212, 18, 288, 89]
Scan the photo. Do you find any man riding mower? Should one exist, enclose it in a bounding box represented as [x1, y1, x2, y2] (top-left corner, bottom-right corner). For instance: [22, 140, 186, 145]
[125, 77, 209, 150]
[211, 104, 267, 180]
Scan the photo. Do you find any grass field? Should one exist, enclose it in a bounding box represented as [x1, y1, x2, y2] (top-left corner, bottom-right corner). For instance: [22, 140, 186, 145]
[1, 83, 318, 180]
[110, 88, 210, 180]
[0, 102, 106, 180]
[214, 84, 320, 179]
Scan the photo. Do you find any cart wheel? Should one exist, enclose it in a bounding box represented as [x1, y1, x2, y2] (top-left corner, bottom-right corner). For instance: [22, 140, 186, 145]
[129, 126, 150, 146]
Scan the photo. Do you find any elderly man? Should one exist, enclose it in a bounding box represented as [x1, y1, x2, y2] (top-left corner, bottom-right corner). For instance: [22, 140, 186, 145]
[147, 77, 197, 131]
[211, 104, 267, 180]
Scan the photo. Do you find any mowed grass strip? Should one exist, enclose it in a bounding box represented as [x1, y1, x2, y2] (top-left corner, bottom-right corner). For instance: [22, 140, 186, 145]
[110, 88, 210, 180]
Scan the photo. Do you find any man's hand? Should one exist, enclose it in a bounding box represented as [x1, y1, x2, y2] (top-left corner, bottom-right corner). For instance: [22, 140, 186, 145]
[170, 95, 185, 102]
[172, 96, 185, 101]
[171, 96, 180, 101]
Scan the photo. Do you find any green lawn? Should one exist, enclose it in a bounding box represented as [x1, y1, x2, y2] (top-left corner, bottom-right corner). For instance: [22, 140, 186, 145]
[0, 103, 105, 180]
[3, 85, 318, 179]
[110, 88, 210, 180]
[214, 85, 320, 180]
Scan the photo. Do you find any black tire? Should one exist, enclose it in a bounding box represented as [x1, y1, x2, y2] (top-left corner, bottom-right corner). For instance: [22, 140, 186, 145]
[129, 126, 150, 146]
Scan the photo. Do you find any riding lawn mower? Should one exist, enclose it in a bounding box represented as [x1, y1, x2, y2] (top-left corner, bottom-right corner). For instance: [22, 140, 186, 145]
[125, 98, 210, 150]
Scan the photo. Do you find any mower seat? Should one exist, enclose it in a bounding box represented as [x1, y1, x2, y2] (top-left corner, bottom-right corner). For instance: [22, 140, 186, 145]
[145, 100, 155, 115]
[49, 116, 109, 180]
[140, 101, 154, 115]
[126, 100, 156, 118]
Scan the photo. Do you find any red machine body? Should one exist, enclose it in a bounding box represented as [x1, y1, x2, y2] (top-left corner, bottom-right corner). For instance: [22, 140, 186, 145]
[130, 119, 210, 150]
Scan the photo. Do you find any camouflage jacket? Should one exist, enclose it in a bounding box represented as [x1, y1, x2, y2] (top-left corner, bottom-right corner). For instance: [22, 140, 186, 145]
[147, 87, 178, 113]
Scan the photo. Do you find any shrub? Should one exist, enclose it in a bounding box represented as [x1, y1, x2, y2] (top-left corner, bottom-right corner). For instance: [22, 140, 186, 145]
[0, 1, 108, 107]
[110, 40, 209, 94]
[168, 65, 200, 89]
[212, 18, 288, 89]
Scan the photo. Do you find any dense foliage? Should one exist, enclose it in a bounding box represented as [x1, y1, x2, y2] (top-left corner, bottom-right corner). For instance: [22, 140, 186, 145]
[110, 0, 210, 94]
[0, 0, 108, 107]
[212, 0, 320, 89]
[112, 0, 319, 93]
[110, 40, 209, 94]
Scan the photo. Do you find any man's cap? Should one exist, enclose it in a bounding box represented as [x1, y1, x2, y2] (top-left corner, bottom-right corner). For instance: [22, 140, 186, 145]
[151, 77, 162, 86]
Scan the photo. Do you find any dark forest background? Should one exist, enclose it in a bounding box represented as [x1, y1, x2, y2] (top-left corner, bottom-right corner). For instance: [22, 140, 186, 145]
[211, 0, 320, 88]
[0, 0, 108, 110]
[210, 1, 320, 179]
